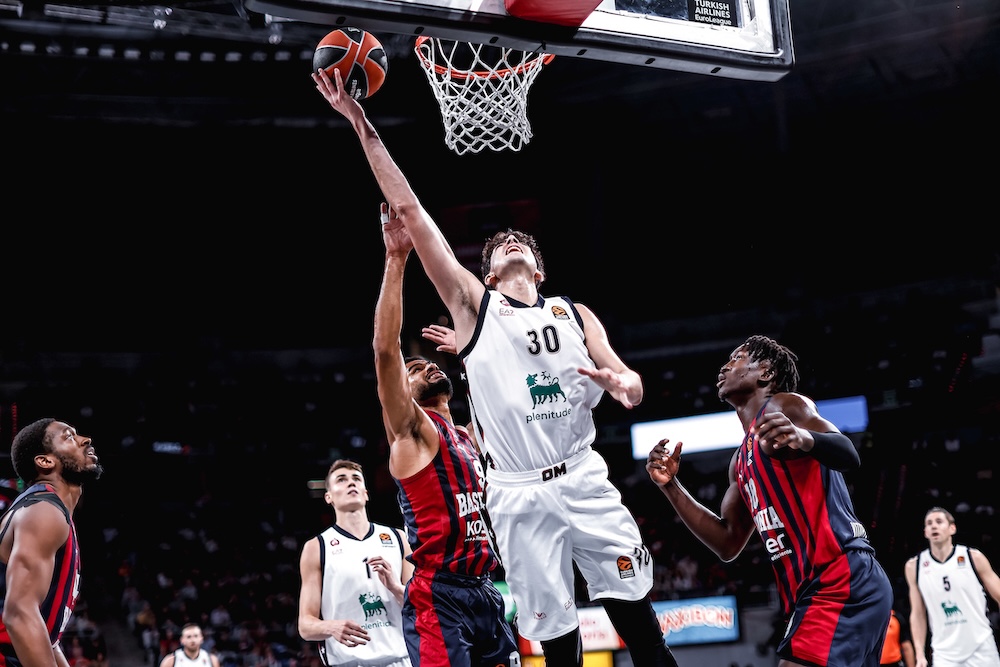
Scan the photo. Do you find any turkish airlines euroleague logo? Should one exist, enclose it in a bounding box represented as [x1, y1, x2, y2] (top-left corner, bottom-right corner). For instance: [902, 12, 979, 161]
[617, 556, 635, 579]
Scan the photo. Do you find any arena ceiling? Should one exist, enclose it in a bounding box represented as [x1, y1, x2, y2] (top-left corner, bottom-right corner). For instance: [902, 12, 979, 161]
[1, 0, 997, 132]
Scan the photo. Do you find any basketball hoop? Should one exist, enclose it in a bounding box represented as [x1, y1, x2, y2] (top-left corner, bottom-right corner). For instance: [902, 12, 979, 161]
[414, 36, 554, 155]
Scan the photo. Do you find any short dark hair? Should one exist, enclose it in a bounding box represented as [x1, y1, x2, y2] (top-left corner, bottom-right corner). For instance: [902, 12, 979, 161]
[326, 459, 364, 492]
[480, 228, 545, 287]
[328, 458, 362, 477]
[10, 417, 56, 483]
[404, 355, 430, 366]
[742, 335, 800, 393]
[925, 506, 956, 525]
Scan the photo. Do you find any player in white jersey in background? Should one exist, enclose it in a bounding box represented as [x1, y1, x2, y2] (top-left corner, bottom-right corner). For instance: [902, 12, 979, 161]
[159, 623, 220, 667]
[312, 64, 680, 667]
[905, 506, 1000, 667]
[297, 459, 413, 667]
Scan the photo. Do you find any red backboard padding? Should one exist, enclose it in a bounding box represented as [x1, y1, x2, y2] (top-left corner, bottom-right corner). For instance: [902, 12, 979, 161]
[505, 0, 603, 27]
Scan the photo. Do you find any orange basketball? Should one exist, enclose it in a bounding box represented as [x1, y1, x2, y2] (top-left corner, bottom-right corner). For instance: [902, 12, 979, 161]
[313, 27, 388, 100]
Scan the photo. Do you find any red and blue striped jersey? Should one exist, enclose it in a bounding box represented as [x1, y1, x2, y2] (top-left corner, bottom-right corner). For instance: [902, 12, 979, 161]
[0, 483, 81, 666]
[395, 410, 498, 577]
[734, 401, 873, 616]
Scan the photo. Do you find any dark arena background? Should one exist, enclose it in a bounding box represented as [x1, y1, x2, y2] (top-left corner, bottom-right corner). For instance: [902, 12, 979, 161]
[2, 0, 999, 662]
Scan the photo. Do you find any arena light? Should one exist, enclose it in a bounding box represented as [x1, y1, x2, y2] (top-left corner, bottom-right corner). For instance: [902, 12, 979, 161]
[630, 395, 869, 460]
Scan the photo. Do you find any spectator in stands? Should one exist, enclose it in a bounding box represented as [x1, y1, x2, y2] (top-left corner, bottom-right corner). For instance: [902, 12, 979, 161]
[210, 602, 233, 632]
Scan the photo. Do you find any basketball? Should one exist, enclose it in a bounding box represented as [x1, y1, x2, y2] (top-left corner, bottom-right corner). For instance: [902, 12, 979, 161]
[313, 27, 388, 100]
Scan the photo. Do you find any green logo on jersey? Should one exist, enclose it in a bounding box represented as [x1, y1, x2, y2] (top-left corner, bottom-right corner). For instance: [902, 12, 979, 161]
[526, 372, 566, 409]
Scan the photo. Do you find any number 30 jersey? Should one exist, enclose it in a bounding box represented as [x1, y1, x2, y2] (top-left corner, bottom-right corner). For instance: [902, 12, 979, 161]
[460, 290, 604, 473]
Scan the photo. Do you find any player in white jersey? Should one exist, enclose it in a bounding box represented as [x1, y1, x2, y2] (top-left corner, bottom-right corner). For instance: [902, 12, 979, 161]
[298, 459, 414, 667]
[905, 507, 1000, 667]
[159, 624, 220, 667]
[317, 67, 678, 667]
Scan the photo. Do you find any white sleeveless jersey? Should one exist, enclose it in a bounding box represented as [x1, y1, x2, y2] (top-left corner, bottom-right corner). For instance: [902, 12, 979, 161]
[173, 649, 213, 667]
[317, 523, 410, 667]
[915, 544, 996, 662]
[461, 291, 604, 473]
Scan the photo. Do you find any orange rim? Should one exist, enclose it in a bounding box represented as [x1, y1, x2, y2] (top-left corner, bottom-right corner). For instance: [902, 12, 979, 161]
[415, 35, 554, 81]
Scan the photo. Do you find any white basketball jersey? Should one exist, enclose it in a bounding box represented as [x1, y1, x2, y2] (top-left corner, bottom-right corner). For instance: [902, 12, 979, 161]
[173, 649, 213, 667]
[916, 544, 996, 662]
[461, 291, 604, 473]
[317, 523, 410, 667]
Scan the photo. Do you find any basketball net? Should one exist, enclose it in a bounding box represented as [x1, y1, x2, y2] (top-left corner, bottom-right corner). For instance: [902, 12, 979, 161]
[414, 36, 554, 155]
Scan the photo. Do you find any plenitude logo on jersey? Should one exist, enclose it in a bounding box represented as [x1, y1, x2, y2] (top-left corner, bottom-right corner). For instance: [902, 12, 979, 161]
[941, 599, 966, 625]
[357, 592, 395, 630]
[524, 370, 573, 424]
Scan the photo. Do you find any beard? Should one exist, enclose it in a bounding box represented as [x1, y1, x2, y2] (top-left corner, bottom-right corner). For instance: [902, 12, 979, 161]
[59, 451, 105, 485]
[417, 375, 454, 403]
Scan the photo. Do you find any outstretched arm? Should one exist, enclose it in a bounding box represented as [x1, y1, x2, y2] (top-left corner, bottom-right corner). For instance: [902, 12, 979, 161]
[646, 442, 755, 561]
[575, 302, 642, 409]
[313, 68, 484, 346]
[373, 205, 438, 480]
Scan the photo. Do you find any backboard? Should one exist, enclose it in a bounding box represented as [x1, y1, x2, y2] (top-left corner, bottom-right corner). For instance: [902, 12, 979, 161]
[245, 0, 794, 81]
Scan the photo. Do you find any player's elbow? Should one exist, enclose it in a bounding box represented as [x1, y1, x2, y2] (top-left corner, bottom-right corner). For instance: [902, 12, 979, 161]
[718, 546, 743, 562]
[393, 201, 423, 223]
[1, 601, 34, 634]
[297, 621, 316, 642]
[715, 526, 751, 562]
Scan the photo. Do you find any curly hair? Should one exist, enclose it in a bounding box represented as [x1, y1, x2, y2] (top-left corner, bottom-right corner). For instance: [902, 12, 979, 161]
[10, 417, 56, 482]
[742, 335, 800, 393]
[480, 228, 545, 287]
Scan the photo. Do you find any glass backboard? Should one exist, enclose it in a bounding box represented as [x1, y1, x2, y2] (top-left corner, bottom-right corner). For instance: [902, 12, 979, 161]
[245, 0, 794, 81]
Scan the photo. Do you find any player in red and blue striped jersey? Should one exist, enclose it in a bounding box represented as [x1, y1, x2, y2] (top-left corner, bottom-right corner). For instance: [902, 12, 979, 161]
[374, 205, 518, 667]
[646, 335, 893, 667]
[0, 418, 103, 667]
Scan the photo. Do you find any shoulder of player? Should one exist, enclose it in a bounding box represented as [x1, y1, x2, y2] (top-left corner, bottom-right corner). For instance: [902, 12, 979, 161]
[768, 391, 814, 409]
[967, 545, 993, 565]
[8, 498, 71, 532]
[765, 392, 820, 422]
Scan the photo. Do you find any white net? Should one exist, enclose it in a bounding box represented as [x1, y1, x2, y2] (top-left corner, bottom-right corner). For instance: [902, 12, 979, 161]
[414, 37, 554, 155]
